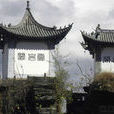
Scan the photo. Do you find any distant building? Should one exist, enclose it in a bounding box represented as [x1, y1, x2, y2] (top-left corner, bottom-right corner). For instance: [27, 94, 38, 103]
[0, 1, 72, 79]
[81, 24, 114, 75]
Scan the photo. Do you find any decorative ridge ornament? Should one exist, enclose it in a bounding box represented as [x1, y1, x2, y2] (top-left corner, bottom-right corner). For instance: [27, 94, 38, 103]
[26, 1, 30, 10]
[96, 24, 101, 34]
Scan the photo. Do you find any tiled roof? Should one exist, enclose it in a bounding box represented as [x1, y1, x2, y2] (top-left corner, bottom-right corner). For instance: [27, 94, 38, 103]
[0, 2, 72, 42]
[81, 29, 114, 43]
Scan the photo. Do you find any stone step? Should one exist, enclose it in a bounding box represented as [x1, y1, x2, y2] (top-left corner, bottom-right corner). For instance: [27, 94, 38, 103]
[33, 88, 54, 93]
[38, 108, 54, 114]
[38, 108, 56, 114]
[36, 96, 55, 100]
[34, 91, 53, 96]
[33, 84, 54, 89]
[27, 77, 54, 82]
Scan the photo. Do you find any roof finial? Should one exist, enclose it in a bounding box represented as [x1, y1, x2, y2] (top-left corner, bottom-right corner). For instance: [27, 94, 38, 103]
[27, 1, 30, 10]
[96, 24, 101, 33]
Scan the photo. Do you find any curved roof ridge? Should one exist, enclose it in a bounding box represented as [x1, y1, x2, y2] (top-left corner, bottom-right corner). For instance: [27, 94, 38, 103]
[2, 8, 54, 30]
[101, 29, 114, 33]
[2, 8, 72, 31]
[0, 1, 72, 43]
[81, 29, 114, 44]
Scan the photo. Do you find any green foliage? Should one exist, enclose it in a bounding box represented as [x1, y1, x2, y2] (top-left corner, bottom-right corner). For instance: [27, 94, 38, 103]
[0, 79, 36, 114]
[54, 68, 70, 103]
[54, 68, 72, 114]
[0, 77, 57, 114]
[52, 48, 73, 113]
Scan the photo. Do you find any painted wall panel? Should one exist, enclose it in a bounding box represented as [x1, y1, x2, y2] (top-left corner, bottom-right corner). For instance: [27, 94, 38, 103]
[14, 42, 51, 78]
[14, 49, 50, 78]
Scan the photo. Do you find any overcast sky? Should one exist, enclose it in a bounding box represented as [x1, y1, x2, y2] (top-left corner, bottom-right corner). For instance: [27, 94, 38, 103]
[0, 0, 114, 81]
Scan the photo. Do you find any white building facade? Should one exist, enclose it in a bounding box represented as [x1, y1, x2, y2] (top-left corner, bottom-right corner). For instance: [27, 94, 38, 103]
[81, 25, 114, 75]
[0, 1, 72, 79]
[3, 42, 50, 78]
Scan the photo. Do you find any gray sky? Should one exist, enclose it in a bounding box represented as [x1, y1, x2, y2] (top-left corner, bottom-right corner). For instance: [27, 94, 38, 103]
[0, 0, 114, 81]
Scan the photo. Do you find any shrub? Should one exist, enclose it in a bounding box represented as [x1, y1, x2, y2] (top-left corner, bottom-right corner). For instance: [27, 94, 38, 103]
[92, 72, 114, 92]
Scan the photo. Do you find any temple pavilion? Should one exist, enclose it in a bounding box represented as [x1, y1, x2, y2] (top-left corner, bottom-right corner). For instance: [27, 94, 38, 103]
[0, 1, 72, 79]
[81, 24, 114, 75]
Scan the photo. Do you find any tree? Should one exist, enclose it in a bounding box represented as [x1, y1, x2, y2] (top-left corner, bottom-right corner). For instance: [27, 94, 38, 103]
[72, 60, 94, 92]
[51, 48, 73, 114]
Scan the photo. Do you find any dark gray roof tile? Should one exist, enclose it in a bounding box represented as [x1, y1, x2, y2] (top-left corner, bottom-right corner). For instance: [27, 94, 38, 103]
[0, 6, 72, 42]
[81, 29, 114, 43]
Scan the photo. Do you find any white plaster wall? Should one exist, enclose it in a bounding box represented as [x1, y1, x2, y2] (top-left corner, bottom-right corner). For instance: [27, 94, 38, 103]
[101, 48, 114, 72]
[8, 49, 15, 78]
[13, 42, 52, 78]
[3, 41, 55, 78]
[14, 49, 50, 78]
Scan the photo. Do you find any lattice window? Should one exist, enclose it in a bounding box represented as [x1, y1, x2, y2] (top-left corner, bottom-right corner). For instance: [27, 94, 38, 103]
[18, 53, 25, 60]
[37, 53, 45, 61]
[28, 54, 36, 61]
[103, 56, 110, 62]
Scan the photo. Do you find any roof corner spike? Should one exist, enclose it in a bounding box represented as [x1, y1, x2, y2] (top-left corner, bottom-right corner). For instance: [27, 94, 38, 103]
[71, 23, 74, 26]
[26, 1, 30, 10]
[68, 23, 73, 27]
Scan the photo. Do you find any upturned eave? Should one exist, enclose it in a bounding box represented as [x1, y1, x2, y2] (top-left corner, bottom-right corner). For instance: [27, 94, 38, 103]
[0, 1, 73, 44]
